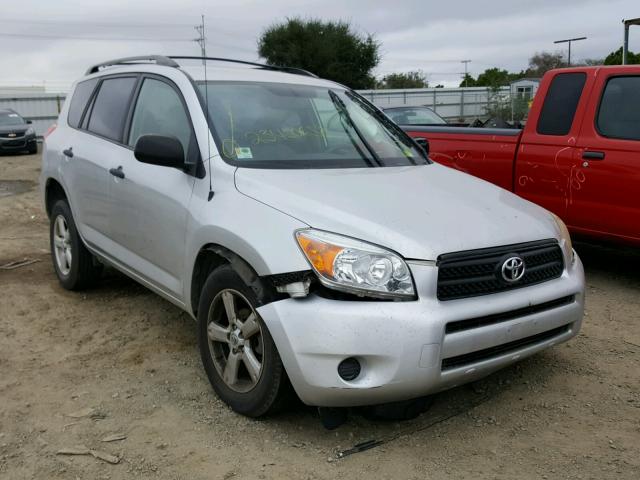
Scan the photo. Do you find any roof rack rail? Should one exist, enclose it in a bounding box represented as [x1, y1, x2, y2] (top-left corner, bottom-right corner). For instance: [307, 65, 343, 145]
[85, 55, 179, 75]
[168, 56, 318, 78]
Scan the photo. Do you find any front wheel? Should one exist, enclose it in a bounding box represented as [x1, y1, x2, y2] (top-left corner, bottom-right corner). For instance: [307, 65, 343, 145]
[197, 265, 290, 417]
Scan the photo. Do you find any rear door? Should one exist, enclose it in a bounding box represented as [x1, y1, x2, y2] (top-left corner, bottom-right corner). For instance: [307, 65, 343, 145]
[514, 71, 593, 219]
[570, 73, 640, 243]
[62, 75, 137, 253]
[107, 75, 197, 299]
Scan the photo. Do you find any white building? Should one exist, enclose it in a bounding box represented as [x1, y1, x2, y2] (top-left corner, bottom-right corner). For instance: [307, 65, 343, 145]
[510, 78, 540, 99]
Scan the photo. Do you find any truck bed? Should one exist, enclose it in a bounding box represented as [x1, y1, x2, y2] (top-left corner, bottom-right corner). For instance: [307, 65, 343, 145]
[402, 126, 521, 191]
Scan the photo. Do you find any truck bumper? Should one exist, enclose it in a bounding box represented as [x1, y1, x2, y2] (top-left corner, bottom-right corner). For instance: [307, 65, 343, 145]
[257, 253, 585, 407]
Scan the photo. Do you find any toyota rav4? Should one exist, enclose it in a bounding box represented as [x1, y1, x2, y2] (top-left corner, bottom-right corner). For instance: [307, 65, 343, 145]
[40, 55, 585, 417]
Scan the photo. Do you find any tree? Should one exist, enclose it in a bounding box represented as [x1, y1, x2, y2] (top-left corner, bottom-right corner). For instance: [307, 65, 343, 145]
[581, 58, 605, 66]
[475, 68, 517, 89]
[460, 68, 524, 89]
[527, 51, 565, 76]
[258, 18, 379, 89]
[604, 47, 640, 65]
[378, 70, 428, 89]
[459, 73, 476, 87]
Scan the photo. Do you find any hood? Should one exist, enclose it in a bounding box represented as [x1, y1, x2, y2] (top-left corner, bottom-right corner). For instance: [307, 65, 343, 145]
[0, 125, 28, 135]
[235, 164, 560, 260]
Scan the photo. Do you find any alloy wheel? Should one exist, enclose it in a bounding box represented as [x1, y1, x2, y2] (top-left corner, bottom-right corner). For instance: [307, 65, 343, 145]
[207, 289, 264, 393]
[53, 215, 72, 276]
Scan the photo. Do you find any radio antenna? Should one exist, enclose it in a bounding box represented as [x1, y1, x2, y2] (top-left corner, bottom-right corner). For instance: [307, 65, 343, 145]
[199, 14, 214, 201]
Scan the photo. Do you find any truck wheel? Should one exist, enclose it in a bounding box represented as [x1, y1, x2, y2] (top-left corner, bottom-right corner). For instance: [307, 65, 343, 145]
[197, 264, 289, 417]
[49, 199, 102, 290]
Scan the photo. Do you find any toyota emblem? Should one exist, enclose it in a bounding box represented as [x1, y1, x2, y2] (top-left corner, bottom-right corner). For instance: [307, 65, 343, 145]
[501, 256, 525, 283]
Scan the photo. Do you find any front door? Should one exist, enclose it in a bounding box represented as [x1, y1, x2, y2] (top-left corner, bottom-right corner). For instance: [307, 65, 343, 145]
[108, 76, 197, 298]
[570, 74, 640, 244]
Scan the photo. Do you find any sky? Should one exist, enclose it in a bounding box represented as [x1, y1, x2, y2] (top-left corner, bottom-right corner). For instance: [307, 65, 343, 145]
[0, 0, 638, 91]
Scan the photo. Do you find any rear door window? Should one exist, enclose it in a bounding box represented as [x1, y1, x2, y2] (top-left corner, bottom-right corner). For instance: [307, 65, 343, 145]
[537, 72, 586, 136]
[67, 79, 98, 128]
[87, 77, 137, 142]
[596, 76, 640, 141]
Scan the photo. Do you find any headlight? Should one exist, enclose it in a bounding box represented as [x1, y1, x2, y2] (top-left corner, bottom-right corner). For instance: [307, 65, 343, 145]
[551, 213, 574, 264]
[295, 229, 415, 299]
[26, 127, 35, 136]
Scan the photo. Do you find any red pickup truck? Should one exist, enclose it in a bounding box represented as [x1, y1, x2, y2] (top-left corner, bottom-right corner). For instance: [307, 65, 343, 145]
[402, 66, 640, 247]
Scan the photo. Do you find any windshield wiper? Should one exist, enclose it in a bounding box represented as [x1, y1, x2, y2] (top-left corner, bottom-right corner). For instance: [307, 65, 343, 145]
[327, 89, 381, 167]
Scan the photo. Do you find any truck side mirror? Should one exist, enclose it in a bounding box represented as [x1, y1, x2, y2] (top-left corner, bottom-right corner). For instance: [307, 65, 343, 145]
[414, 137, 429, 155]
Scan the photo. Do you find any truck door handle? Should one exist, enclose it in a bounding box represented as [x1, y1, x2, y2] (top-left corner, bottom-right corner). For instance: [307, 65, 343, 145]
[582, 151, 605, 160]
[62, 147, 73, 158]
[109, 166, 125, 179]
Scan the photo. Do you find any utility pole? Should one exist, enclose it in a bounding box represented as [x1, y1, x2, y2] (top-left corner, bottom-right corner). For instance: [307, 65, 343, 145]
[194, 15, 206, 64]
[461, 60, 471, 87]
[553, 36, 587, 66]
[623, 18, 640, 64]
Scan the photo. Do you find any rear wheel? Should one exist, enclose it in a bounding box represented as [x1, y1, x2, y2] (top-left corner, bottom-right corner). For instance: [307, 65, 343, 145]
[49, 199, 102, 290]
[197, 264, 289, 417]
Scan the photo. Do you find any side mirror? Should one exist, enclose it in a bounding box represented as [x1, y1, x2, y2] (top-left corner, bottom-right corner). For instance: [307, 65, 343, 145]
[134, 134, 184, 169]
[414, 137, 429, 155]
[26, 120, 32, 124]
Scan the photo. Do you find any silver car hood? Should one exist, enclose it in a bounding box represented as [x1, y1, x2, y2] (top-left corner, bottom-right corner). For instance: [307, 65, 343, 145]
[235, 163, 559, 260]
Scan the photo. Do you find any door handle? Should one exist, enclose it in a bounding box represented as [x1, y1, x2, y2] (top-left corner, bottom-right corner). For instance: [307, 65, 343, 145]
[109, 166, 125, 179]
[582, 151, 605, 160]
[62, 147, 73, 158]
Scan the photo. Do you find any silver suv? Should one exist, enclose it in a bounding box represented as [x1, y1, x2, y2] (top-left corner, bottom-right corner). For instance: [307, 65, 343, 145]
[41, 56, 585, 417]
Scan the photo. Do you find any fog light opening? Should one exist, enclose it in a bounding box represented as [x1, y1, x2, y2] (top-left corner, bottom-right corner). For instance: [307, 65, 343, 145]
[337, 357, 361, 381]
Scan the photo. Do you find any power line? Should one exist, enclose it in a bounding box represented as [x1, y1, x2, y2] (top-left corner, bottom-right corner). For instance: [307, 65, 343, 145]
[0, 32, 193, 42]
[0, 18, 193, 28]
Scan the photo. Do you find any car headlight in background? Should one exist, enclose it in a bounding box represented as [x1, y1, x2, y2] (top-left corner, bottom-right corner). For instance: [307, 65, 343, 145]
[26, 127, 35, 136]
[551, 213, 574, 265]
[295, 229, 415, 299]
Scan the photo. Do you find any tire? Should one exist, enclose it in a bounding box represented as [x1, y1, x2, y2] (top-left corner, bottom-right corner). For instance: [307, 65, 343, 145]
[28, 144, 38, 155]
[49, 199, 102, 290]
[197, 264, 290, 417]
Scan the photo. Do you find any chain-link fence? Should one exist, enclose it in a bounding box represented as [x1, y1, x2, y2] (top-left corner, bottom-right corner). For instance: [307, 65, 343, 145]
[357, 86, 533, 124]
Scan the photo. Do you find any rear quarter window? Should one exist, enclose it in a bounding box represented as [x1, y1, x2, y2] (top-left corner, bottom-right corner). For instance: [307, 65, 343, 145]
[596, 76, 640, 141]
[536, 72, 586, 136]
[86, 77, 137, 142]
[67, 79, 98, 129]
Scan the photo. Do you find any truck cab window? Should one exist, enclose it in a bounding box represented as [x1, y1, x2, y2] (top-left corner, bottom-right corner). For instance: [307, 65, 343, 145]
[536, 72, 586, 136]
[597, 76, 640, 141]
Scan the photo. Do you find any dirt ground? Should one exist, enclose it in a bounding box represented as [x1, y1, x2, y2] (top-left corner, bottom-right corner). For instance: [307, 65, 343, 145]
[1, 151, 639, 480]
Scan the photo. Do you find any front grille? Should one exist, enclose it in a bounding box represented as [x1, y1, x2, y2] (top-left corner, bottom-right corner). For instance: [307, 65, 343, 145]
[445, 295, 575, 333]
[0, 132, 25, 139]
[437, 239, 564, 301]
[441, 324, 571, 370]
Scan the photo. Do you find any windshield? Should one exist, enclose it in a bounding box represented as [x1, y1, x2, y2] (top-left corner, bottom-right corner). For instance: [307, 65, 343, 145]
[385, 107, 446, 125]
[0, 112, 26, 126]
[197, 82, 427, 168]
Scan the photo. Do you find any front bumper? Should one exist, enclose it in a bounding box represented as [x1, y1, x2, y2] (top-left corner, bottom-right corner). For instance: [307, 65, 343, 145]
[0, 135, 36, 151]
[257, 253, 585, 407]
